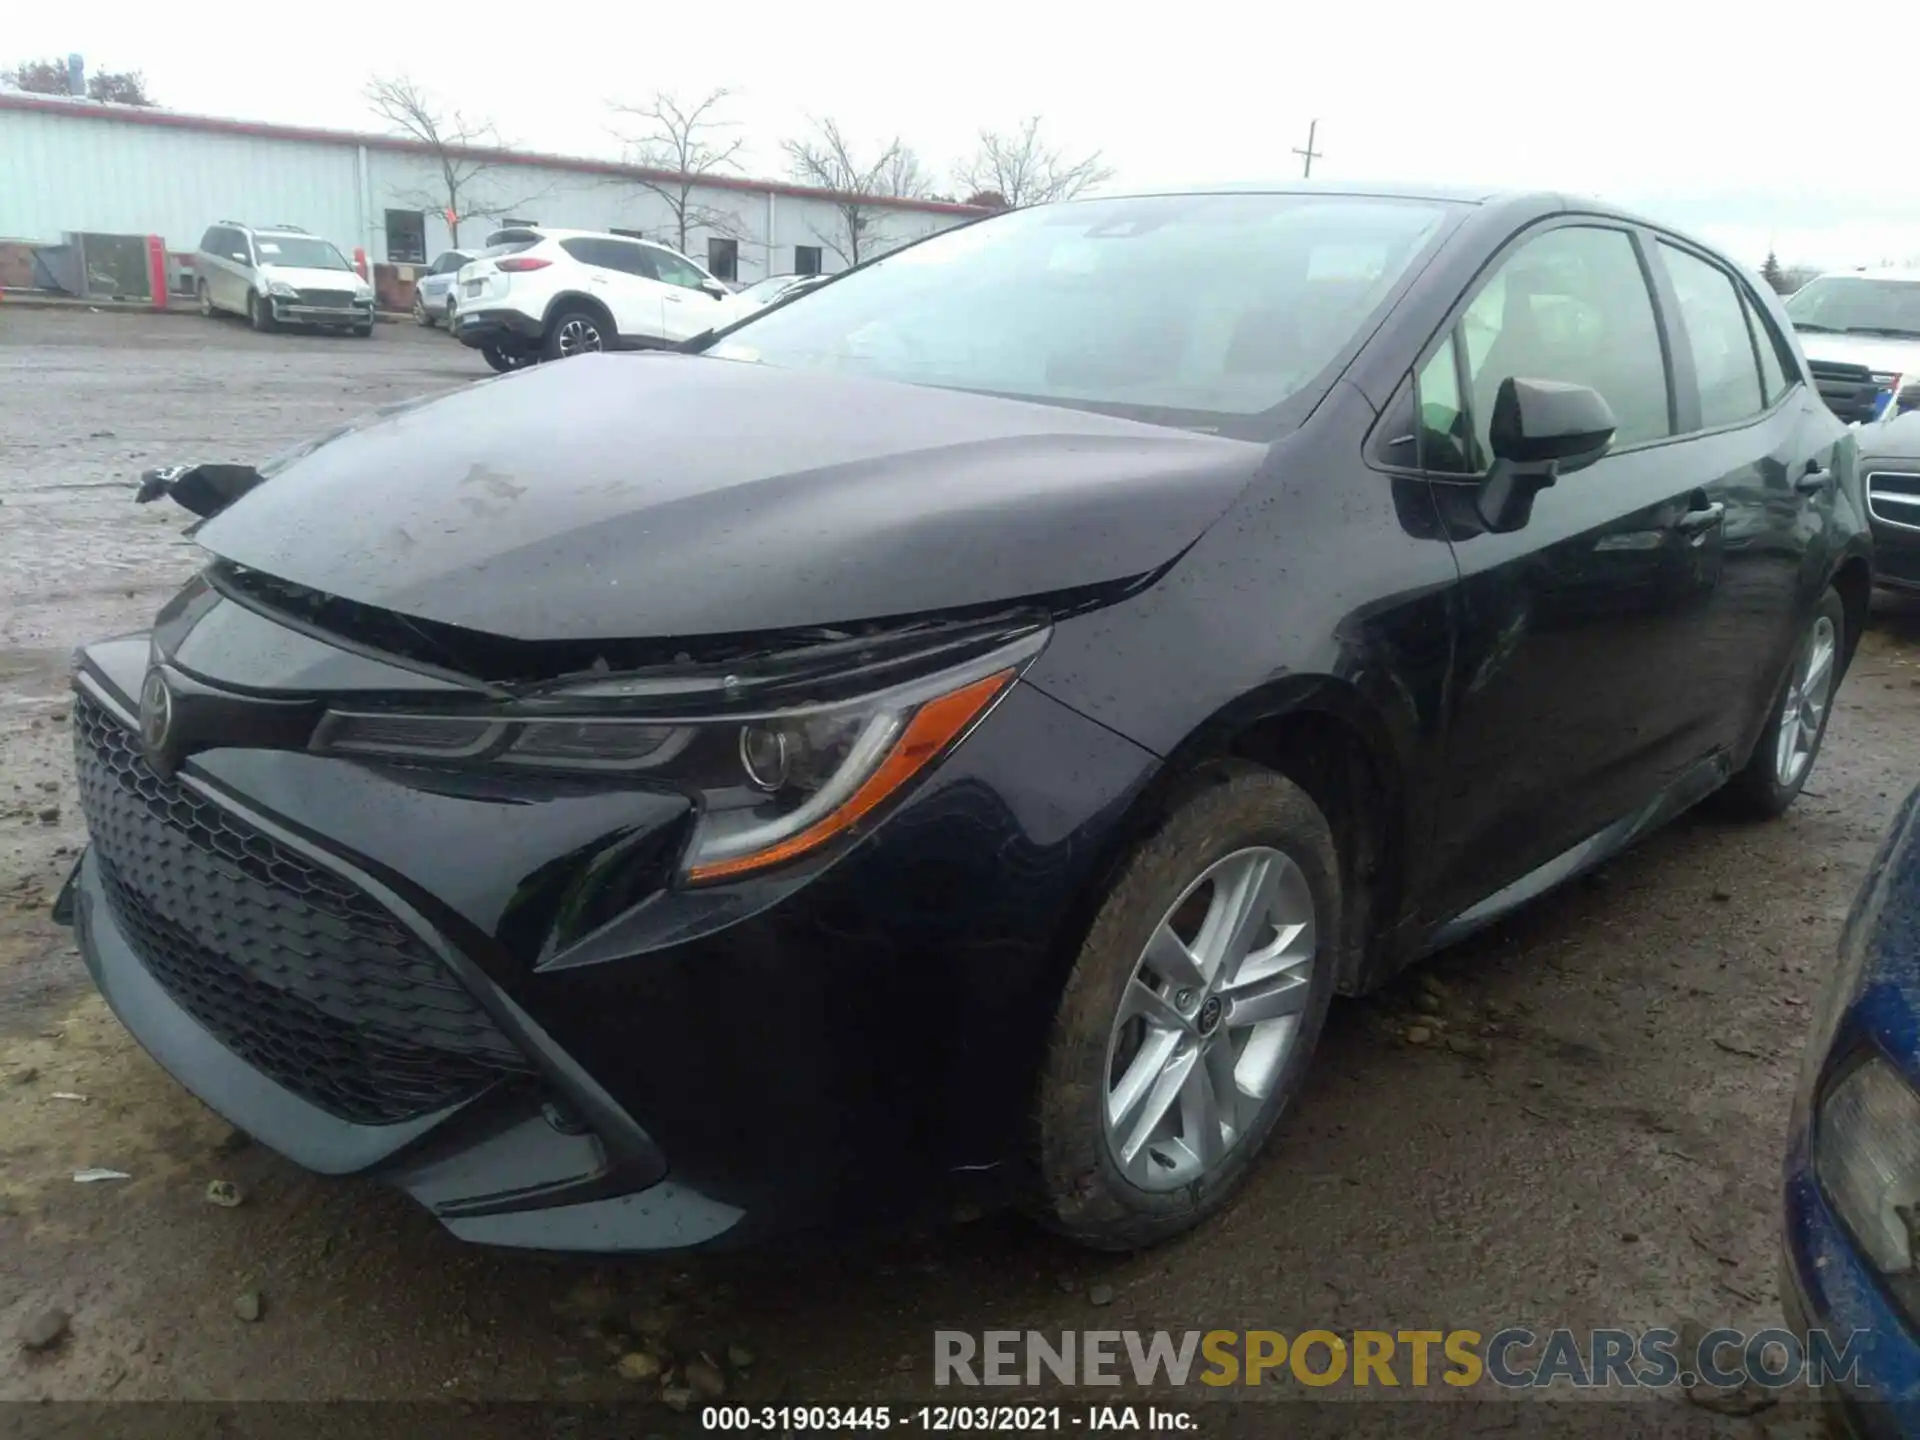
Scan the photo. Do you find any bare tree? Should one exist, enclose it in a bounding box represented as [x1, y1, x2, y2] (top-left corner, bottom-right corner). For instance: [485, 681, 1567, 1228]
[608, 88, 750, 257]
[956, 117, 1112, 209]
[7, 56, 154, 105]
[364, 75, 544, 246]
[781, 117, 925, 267]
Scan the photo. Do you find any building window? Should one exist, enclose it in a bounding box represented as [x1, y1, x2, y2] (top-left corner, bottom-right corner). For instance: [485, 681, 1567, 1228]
[384, 209, 427, 265]
[794, 245, 823, 276]
[707, 237, 739, 283]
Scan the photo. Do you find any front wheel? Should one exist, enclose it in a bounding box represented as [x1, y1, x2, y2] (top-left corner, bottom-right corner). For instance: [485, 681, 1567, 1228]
[413, 293, 432, 327]
[1718, 587, 1848, 819]
[353, 323, 375, 338]
[197, 281, 215, 318]
[247, 290, 276, 333]
[1024, 764, 1340, 1251]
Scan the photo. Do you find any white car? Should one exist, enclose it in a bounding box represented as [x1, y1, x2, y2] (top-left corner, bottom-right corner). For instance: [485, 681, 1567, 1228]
[193, 222, 377, 336]
[451, 227, 739, 371]
[1786, 268, 1920, 425]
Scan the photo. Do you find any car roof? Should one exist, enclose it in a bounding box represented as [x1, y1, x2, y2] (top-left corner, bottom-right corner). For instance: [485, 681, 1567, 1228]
[505, 226, 685, 254]
[1812, 267, 1920, 284]
[1093, 179, 1517, 206]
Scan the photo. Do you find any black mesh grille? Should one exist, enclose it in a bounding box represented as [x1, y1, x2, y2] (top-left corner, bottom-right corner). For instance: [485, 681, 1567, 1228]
[296, 290, 355, 308]
[1809, 358, 1882, 424]
[73, 691, 528, 1125]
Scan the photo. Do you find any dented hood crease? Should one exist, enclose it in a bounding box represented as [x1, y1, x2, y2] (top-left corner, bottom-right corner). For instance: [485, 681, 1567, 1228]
[194, 353, 1267, 642]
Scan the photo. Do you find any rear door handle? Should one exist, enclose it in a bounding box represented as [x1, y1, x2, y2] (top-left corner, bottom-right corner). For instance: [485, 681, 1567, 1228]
[1796, 466, 1833, 494]
[1676, 501, 1726, 535]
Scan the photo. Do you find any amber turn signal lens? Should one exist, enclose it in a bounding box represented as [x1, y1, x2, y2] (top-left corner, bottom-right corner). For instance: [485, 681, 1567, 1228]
[685, 669, 1014, 884]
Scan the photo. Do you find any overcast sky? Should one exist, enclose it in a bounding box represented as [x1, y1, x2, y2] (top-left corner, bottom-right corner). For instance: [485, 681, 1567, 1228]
[12, 0, 1916, 270]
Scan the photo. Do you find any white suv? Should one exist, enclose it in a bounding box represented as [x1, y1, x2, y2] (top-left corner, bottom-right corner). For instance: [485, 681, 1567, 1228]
[452, 228, 740, 371]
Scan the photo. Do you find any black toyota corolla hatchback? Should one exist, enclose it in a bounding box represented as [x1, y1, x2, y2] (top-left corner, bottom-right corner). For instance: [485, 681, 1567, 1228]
[61, 184, 1872, 1253]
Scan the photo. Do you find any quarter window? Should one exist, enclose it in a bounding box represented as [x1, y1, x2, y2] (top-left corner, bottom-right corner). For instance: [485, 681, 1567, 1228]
[1415, 335, 1473, 475]
[1743, 290, 1797, 406]
[1658, 242, 1766, 429]
[1461, 225, 1671, 461]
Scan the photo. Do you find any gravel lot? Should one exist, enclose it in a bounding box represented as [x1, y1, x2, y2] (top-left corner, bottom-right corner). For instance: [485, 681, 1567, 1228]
[3, 308, 1917, 1430]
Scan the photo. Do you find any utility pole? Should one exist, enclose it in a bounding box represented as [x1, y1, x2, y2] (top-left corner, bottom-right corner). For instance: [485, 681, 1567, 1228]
[1293, 119, 1323, 179]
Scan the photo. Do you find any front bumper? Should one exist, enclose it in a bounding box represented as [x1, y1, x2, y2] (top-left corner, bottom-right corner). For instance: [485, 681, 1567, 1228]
[270, 297, 374, 328]
[454, 306, 542, 351]
[64, 613, 1156, 1248]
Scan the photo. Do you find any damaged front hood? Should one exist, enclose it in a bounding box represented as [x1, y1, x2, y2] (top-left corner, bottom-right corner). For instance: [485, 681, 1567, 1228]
[193, 353, 1265, 641]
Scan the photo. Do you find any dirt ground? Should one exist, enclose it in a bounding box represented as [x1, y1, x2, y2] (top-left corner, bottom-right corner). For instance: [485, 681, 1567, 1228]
[3, 307, 1917, 1429]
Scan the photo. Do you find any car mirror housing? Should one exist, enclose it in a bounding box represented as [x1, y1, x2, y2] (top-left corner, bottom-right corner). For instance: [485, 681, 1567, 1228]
[1488, 376, 1616, 473]
[1470, 377, 1617, 536]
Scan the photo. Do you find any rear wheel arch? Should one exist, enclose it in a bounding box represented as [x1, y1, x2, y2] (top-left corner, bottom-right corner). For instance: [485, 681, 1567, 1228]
[542, 292, 616, 339]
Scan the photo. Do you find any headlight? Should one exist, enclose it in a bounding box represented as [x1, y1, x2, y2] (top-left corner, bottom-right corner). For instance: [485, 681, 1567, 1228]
[310, 629, 1043, 884]
[1803, 786, 1920, 1098]
[267, 280, 298, 298]
[355, 283, 374, 300]
[1815, 1056, 1920, 1275]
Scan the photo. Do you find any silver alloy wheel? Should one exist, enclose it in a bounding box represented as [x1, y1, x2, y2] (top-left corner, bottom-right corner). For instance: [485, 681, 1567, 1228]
[413, 293, 428, 325]
[1775, 613, 1837, 786]
[1103, 845, 1317, 1191]
[198, 283, 213, 318]
[556, 318, 602, 356]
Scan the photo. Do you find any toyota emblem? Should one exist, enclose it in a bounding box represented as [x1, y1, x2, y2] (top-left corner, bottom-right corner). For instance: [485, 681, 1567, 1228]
[139, 667, 175, 770]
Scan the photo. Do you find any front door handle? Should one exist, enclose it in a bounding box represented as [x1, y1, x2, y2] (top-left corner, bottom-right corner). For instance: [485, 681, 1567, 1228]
[1676, 501, 1726, 535]
[1796, 465, 1833, 495]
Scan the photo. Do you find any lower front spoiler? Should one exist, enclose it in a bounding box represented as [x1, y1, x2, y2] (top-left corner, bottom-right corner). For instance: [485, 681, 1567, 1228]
[68, 847, 747, 1251]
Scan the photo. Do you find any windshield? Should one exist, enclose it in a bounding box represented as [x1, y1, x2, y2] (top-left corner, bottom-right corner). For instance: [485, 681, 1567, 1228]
[704, 193, 1452, 427]
[1785, 277, 1920, 337]
[254, 236, 351, 271]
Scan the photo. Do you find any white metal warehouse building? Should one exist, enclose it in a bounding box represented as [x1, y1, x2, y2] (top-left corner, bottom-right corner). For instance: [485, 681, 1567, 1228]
[0, 91, 984, 286]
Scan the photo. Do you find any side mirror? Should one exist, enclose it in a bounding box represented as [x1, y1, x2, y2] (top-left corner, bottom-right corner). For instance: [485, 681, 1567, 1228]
[231, 252, 249, 263]
[700, 282, 727, 301]
[1488, 377, 1616, 473]
[1898, 382, 1920, 416]
[1475, 377, 1616, 534]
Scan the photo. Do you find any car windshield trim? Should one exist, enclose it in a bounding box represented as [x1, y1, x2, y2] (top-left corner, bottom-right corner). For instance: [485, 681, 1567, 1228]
[695, 193, 1459, 439]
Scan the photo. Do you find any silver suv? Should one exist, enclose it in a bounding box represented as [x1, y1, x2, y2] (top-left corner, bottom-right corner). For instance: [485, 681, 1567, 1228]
[194, 223, 377, 336]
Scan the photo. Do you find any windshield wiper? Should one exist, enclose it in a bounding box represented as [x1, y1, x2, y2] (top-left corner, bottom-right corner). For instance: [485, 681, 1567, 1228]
[1792, 322, 1837, 332]
[1845, 326, 1920, 339]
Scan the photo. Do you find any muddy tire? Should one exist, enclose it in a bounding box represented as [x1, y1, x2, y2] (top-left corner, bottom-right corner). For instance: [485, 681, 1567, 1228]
[197, 281, 215, 319]
[1718, 587, 1848, 820]
[481, 345, 530, 374]
[247, 291, 276, 333]
[1024, 763, 1340, 1251]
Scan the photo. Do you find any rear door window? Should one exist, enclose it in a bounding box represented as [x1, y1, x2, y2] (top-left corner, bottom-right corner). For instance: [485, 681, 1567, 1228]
[1658, 241, 1767, 430]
